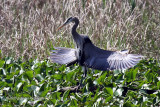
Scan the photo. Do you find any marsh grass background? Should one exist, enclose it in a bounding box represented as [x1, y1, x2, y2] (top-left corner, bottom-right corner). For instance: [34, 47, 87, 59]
[0, 0, 160, 60]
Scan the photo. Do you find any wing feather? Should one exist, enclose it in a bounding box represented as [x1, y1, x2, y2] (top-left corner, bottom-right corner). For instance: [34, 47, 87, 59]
[50, 47, 77, 66]
[83, 42, 143, 71]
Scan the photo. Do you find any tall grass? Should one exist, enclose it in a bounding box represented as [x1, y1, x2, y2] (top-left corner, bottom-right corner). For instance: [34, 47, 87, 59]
[0, 0, 160, 60]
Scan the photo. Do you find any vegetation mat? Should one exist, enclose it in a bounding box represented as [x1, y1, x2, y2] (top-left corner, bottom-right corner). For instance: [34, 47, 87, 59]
[0, 57, 159, 106]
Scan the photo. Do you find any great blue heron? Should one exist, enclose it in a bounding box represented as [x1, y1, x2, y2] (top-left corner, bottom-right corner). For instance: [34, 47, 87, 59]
[50, 17, 143, 76]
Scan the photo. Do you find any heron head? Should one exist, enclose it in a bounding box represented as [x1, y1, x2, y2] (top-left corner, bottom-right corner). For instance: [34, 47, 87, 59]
[57, 17, 74, 31]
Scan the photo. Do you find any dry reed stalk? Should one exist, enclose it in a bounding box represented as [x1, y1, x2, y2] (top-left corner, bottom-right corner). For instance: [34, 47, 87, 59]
[0, 0, 159, 60]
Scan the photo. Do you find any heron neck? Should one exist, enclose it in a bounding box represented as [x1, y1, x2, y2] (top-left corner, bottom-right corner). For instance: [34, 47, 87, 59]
[71, 20, 79, 36]
[71, 19, 81, 45]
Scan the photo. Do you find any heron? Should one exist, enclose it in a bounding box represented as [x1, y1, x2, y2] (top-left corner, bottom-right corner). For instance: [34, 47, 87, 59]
[50, 17, 143, 77]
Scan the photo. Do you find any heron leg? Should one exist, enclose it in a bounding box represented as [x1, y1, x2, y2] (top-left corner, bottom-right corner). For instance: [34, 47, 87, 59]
[83, 66, 87, 77]
[79, 66, 87, 87]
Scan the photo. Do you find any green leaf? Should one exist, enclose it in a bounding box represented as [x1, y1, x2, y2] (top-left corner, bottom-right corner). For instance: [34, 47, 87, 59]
[123, 101, 135, 107]
[16, 82, 23, 92]
[63, 90, 70, 101]
[34, 67, 41, 75]
[113, 70, 120, 76]
[105, 96, 112, 103]
[61, 100, 70, 107]
[114, 88, 123, 96]
[0, 60, 5, 68]
[66, 71, 75, 82]
[6, 58, 12, 64]
[70, 96, 78, 107]
[25, 70, 33, 81]
[39, 83, 46, 92]
[125, 68, 138, 82]
[19, 98, 28, 105]
[40, 89, 49, 97]
[132, 68, 138, 80]
[0, 81, 7, 89]
[105, 87, 113, 95]
[157, 81, 160, 89]
[0, 68, 6, 75]
[52, 74, 62, 80]
[22, 93, 31, 98]
[36, 74, 44, 82]
[145, 71, 153, 83]
[19, 68, 25, 75]
[0, 57, 160, 106]
[96, 72, 107, 84]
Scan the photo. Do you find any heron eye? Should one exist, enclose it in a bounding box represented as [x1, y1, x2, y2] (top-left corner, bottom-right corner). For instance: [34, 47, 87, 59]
[67, 17, 73, 21]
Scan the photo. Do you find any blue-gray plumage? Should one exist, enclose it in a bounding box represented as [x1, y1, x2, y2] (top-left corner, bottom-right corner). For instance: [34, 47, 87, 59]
[50, 17, 143, 75]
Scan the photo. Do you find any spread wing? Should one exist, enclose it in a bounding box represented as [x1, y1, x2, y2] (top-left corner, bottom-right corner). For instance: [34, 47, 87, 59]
[50, 47, 77, 66]
[83, 42, 143, 71]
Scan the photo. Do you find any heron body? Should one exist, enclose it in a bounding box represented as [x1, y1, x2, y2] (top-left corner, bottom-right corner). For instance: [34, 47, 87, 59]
[50, 17, 143, 74]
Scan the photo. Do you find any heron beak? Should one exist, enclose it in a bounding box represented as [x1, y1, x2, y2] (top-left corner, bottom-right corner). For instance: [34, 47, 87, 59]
[56, 24, 66, 31]
[56, 21, 70, 31]
[57, 18, 73, 31]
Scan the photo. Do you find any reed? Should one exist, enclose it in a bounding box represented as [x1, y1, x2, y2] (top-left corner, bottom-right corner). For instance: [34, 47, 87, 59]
[0, 0, 159, 60]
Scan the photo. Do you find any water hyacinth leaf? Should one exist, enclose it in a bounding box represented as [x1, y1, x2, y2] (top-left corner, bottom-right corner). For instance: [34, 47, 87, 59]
[82, 83, 89, 92]
[66, 71, 75, 82]
[36, 74, 44, 82]
[157, 81, 160, 89]
[25, 71, 33, 81]
[58, 65, 65, 71]
[93, 80, 98, 85]
[70, 98, 78, 107]
[22, 93, 31, 98]
[0, 60, 5, 68]
[0, 68, 6, 75]
[16, 82, 23, 92]
[158, 92, 160, 99]
[50, 98, 56, 105]
[114, 88, 123, 96]
[19, 98, 28, 106]
[19, 68, 25, 75]
[63, 90, 70, 101]
[125, 68, 138, 82]
[96, 72, 107, 84]
[39, 83, 46, 92]
[123, 101, 135, 107]
[145, 71, 153, 83]
[113, 70, 120, 76]
[30, 85, 38, 91]
[153, 75, 159, 84]
[125, 71, 132, 82]
[56, 92, 62, 100]
[0, 90, 2, 96]
[34, 68, 41, 75]
[22, 74, 30, 83]
[28, 85, 40, 97]
[0, 81, 7, 89]
[33, 98, 44, 106]
[82, 95, 87, 103]
[105, 96, 112, 103]
[132, 68, 138, 81]
[137, 81, 145, 89]
[61, 100, 70, 107]
[52, 74, 62, 80]
[51, 92, 61, 102]
[105, 87, 113, 95]
[75, 93, 83, 101]
[3, 87, 10, 92]
[40, 89, 49, 97]
[0, 56, 159, 106]
[6, 58, 12, 64]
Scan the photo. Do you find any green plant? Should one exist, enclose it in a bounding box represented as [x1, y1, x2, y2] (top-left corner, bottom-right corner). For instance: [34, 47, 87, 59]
[0, 58, 159, 106]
